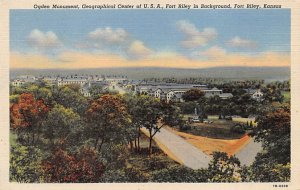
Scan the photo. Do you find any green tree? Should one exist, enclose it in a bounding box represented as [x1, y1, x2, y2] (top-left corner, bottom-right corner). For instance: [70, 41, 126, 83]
[42, 104, 82, 151]
[251, 104, 290, 164]
[250, 152, 290, 182]
[52, 85, 88, 115]
[143, 98, 183, 154]
[123, 94, 149, 152]
[249, 103, 290, 182]
[207, 152, 242, 182]
[89, 85, 103, 99]
[10, 144, 43, 182]
[182, 89, 205, 102]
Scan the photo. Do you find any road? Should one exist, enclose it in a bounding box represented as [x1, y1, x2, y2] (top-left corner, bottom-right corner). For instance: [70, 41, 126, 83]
[234, 138, 263, 166]
[149, 127, 211, 169]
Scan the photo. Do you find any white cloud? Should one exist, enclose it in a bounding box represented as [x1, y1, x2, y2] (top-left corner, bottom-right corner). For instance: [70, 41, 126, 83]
[176, 20, 217, 49]
[197, 46, 227, 59]
[126, 40, 153, 59]
[87, 27, 130, 46]
[226, 36, 258, 49]
[27, 29, 62, 49]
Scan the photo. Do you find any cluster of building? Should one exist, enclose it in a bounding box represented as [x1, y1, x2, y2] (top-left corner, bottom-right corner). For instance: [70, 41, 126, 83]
[10, 75, 128, 97]
[133, 83, 234, 102]
[10, 75, 264, 101]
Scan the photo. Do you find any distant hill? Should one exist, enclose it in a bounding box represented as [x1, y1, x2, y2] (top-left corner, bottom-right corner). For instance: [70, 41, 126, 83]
[10, 67, 290, 81]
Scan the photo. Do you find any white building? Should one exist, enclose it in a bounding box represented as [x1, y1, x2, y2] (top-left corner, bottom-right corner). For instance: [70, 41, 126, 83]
[245, 88, 264, 101]
[251, 90, 264, 101]
[11, 79, 25, 87]
[57, 78, 88, 87]
[105, 77, 128, 84]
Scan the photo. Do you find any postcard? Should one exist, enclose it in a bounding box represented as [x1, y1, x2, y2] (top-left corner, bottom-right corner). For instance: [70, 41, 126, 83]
[0, 0, 299, 189]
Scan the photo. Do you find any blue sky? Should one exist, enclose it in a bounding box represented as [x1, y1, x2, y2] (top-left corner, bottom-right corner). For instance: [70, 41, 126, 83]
[10, 9, 291, 69]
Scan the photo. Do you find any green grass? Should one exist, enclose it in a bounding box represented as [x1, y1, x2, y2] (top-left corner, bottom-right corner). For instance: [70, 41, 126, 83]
[207, 115, 219, 120]
[185, 121, 245, 139]
[10, 131, 17, 147]
[232, 118, 256, 126]
[127, 133, 180, 179]
[282, 91, 290, 102]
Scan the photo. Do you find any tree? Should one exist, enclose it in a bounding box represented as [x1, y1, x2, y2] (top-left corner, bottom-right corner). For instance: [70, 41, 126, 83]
[42, 104, 82, 151]
[10, 84, 53, 106]
[178, 101, 197, 114]
[249, 120, 253, 128]
[10, 144, 43, 182]
[250, 152, 290, 182]
[85, 94, 131, 152]
[123, 94, 148, 152]
[182, 89, 205, 102]
[249, 103, 290, 182]
[89, 85, 103, 99]
[251, 104, 290, 164]
[10, 93, 49, 146]
[144, 99, 183, 154]
[125, 95, 183, 154]
[261, 87, 284, 103]
[207, 152, 242, 182]
[52, 85, 88, 115]
[42, 148, 105, 183]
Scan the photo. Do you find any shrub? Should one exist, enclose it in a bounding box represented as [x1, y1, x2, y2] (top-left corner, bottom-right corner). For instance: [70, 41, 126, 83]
[179, 124, 192, 132]
[231, 124, 245, 134]
[150, 165, 208, 182]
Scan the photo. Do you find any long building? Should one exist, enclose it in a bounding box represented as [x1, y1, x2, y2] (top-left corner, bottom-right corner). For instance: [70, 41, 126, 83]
[134, 83, 232, 102]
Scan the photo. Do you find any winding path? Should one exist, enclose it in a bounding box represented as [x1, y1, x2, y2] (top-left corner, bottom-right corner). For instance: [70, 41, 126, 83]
[143, 127, 211, 169]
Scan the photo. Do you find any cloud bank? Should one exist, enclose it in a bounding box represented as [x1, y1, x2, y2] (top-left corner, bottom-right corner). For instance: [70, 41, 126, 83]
[13, 21, 289, 69]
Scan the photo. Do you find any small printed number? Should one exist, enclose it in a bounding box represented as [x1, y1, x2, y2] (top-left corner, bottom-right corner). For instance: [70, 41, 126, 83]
[273, 184, 288, 188]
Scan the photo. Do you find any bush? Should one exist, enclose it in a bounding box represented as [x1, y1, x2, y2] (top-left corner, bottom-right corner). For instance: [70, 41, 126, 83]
[179, 124, 192, 132]
[231, 124, 245, 134]
[42, 148, 105, 183]
[10, 144, 43, 182]
[150, 165, 208, 182]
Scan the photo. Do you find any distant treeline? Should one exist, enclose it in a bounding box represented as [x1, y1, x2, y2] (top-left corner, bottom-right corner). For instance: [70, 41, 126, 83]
[10, 66, 290, 80]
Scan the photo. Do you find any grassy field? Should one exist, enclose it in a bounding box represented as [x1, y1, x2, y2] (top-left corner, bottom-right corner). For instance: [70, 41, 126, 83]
[189, 123, 245, 139]
[181, 117, 249, 139]
[232, 118, 256, 126]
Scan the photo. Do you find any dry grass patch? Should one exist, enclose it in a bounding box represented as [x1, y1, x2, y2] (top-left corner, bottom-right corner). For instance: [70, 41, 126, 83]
[169, 128, 251, 156]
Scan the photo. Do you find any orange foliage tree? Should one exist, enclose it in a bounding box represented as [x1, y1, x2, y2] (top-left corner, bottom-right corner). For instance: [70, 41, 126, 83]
[10, 93, 49, 145]
[85, 94, 131, 152]
[42, 147, 105, 182]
